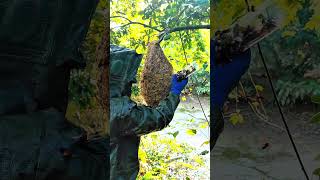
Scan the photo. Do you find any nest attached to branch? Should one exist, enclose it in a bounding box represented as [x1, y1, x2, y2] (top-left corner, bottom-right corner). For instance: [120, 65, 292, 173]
[214, 1, 284, 64]
[140, 41, 173, 107]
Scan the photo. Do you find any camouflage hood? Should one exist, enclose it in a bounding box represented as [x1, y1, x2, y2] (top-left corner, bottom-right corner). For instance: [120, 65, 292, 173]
[110, 45, 142, 98]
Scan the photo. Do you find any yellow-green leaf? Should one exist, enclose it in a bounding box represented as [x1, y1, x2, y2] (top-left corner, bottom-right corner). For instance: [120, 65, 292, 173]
[255, 85, 264, 92]
[193, 155, 204, 165]
[201, 141, 209, 146]
[199, 122, 209, 129]
[252, 101, 260, 107]
[311, 112, 320, 123]
[181, 96, 187, 101]
[186, 129, 197, 136]
[282, 30, 296, 37]
[230, 113, 244, 125]
[180, 163, 194, 169]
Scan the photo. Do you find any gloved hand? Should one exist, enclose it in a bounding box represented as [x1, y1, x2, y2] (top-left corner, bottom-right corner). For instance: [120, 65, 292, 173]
[211, 39, 251, 109]
[170, 74, 188, 95]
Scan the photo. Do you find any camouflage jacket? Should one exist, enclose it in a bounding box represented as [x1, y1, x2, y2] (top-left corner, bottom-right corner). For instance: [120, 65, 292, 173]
[110, 93, 180, 180]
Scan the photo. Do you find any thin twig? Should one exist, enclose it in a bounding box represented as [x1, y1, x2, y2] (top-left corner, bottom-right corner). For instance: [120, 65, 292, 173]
[239, 82, 286, 132]
[248, 71, 267, 115]
[165, 157, 183, 163]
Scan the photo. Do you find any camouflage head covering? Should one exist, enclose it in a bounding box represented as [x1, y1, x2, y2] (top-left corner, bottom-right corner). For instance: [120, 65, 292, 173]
[110, 45, 142, 97]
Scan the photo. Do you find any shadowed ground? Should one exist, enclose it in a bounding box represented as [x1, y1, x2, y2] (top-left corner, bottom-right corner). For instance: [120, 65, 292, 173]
[211, 104, 320, 180]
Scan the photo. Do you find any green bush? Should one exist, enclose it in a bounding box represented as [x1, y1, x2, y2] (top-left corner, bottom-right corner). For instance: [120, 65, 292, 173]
[68, 70, 96, 109]
[138, 133, 207, 180]
[249, 1, 320, 106]
[187, 62, 210, 96]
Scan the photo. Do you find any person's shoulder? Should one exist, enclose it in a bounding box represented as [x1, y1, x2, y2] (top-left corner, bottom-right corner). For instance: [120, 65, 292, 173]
[110, 96, 137, 117]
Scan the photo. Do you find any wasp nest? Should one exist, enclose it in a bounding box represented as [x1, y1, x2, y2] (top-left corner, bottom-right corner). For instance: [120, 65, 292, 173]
[214, 1, 283, 64]
[140, 41, 173, 107]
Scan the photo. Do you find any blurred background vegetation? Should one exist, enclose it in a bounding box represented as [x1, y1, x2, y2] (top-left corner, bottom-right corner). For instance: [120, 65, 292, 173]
[66, 1, 108, 136]
[212, 0, 320, 123]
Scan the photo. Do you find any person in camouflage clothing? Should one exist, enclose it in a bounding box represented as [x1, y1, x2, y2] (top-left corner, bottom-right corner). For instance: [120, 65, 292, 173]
[110, 45, 188, 179]
[0, 1, 108, 179]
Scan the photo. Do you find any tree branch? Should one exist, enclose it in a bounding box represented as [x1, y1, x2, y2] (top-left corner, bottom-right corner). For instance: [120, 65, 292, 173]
[110, 23, 131, 30]
[157, 24, 210, 43]
[168, 25, 210, 33]
[111, 16, 210, 34]
[111, 16, 162, 32]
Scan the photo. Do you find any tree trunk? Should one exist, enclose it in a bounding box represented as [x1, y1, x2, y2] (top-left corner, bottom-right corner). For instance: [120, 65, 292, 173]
[96, 26, 109, 134]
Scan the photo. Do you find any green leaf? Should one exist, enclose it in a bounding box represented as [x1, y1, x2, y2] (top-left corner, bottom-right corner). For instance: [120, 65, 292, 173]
[200, 150, 209, 155]
[313, 168, 320, 176]
[311, 95, 320, 104]
[163, 34, 171, 40]
[311, 112, 320, 123]
[172, 131, 179, 138]
[186, 129, 197, 136]
[188, 118, 195, 123]
[255, 85, 264, 92]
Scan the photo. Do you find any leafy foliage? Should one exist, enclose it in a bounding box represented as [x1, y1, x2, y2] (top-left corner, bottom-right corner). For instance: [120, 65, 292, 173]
[69, 1, 107, 105]
[138, 133, 207, 179]
[69, 70, 96, 109]
[276, 79, 320, 105]
[259, 0, 320, 105]
[66, 1, 107, 134]
[187, 62, 210, 95]
[214, 0, 320, 106]
[311, 95, 320, 123]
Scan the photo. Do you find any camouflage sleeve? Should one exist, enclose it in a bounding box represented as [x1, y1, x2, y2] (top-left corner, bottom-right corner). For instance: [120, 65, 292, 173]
[210, 106, 224, 150]
[116, 93, 180, 137]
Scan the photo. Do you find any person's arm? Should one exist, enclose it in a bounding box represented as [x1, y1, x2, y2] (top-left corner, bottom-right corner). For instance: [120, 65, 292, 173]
[111, 75, 188, 137]
[211, 39, 251, 150]
[123, 92, 180, 136]
[210, 106, 224, 150]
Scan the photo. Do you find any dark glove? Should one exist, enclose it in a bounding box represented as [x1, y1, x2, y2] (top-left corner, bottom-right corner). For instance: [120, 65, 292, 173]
[211, 40, 251, 109]
[170, 74, 188, 95]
